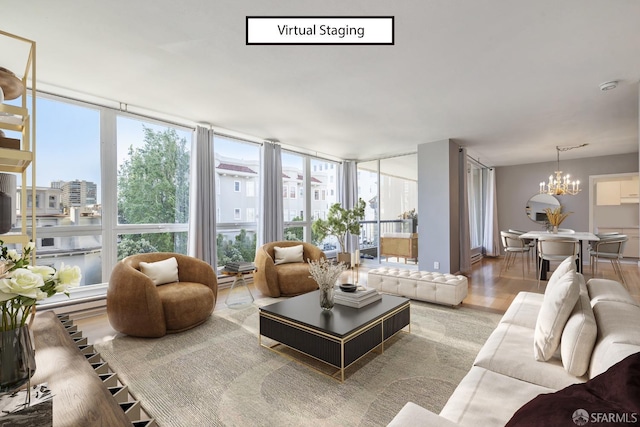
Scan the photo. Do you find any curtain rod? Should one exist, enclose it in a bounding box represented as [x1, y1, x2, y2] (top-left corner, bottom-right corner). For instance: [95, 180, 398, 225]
[463, 150, 492, 170]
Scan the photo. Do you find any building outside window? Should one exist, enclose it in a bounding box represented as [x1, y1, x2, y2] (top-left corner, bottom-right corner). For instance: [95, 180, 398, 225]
[214, 135, 259, 268]
[234, 181, 241, 192]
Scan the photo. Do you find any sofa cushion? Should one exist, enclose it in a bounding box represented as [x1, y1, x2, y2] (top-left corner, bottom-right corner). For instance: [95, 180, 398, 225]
[275, 262, 319, 296]
[439, 366, 555, 427]
[474, 322, 586, 390]
[499, 292, 544, 329]
[589, 300, 640, 377]
[587, 278, 640, 307]
[505, 352, 640, 427]
[156, 282, 214, 332]
[387, 402, 459, 427]
[534, 269, 580, 361]
[273, 244, 304, 265]
[139, 256, 179, 286]
[560, 289, 597, 376]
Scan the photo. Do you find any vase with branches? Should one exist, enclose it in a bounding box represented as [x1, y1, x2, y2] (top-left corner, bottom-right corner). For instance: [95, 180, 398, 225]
[544, 206, 572, 233]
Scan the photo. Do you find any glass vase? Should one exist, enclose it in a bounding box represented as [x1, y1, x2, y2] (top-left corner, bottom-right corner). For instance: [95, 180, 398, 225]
[319, 286, 335, 311]
[0, 325, 36, 393]
[552, 225, 559, 234]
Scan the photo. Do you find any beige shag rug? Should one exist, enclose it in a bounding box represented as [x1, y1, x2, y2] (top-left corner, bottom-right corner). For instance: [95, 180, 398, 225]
[95, 298, 501, 427]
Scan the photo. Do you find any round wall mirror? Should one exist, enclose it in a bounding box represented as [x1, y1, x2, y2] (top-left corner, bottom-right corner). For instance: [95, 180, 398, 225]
[525, 194, 560, 224]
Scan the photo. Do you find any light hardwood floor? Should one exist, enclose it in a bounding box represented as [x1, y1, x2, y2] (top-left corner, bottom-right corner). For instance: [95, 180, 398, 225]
[71, 256, 640, 345]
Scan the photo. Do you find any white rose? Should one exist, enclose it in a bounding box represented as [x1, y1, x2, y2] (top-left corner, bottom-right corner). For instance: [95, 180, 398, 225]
[0, 268, 44, 299]
[35, 289, 48, 301]
[28, 265, 56, 281]
[6, 249, 20, 262]
[57, 263, 82, 288]
[25, 242, 36, 252]
[0, 286, 17, 302]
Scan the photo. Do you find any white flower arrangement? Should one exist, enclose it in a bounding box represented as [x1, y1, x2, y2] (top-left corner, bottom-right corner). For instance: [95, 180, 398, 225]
[0, 240, 81, 331]
[307, 257, 346, 290]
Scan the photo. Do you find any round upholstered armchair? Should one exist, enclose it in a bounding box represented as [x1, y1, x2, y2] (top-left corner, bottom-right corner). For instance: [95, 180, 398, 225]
[107, 252, 218, 338]
[253, 241, 326, 297]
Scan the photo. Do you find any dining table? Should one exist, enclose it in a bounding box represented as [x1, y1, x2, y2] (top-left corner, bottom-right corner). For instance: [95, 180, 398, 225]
[519, 230, 599, 280]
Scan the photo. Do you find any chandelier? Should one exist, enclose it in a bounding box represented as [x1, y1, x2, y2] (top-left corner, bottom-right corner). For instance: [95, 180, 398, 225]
[539, 144, 587, 196]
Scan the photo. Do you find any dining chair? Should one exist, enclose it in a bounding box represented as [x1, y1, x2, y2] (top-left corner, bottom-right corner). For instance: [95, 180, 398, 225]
[537, 236, 580, 288]
[500, 231, 530, 279]
[508, 229, 535, 262]
[589, 235, 628, 285]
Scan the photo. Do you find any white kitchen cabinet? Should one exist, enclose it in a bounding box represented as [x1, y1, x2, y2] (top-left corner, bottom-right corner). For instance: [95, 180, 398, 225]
[620, 177, 639, 203]
[596, 181, 621, 206]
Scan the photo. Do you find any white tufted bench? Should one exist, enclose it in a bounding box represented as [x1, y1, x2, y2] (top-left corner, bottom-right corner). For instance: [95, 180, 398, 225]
[367, 267, 468, 306]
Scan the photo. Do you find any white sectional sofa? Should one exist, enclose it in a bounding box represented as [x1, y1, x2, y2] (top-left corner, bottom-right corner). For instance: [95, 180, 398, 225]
[388, 259, 640, 426]
[367, 267, 468, 306]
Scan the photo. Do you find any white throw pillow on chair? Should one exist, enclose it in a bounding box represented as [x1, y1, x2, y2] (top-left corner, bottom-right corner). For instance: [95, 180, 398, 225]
[274, 245, 304, 265]
[139, 257, 179, 286]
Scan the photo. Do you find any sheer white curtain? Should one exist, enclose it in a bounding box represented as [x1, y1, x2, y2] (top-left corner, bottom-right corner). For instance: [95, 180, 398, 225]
[483, 168, 500, 256]
[459, 148, 471, 274]
[188, 126, 217, 267]
[257, 141, 284, 247]
[338, 160, 358, 252]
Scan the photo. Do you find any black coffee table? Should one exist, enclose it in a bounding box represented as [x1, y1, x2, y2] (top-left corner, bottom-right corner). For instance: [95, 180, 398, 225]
[259, 290, 410, 382]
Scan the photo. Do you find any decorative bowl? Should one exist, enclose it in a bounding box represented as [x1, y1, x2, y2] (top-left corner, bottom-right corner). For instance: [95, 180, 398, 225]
[339, 284, 357, 293]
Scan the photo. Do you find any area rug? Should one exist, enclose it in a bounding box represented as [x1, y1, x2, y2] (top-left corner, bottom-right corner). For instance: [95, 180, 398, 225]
[95, 299, 502, 427]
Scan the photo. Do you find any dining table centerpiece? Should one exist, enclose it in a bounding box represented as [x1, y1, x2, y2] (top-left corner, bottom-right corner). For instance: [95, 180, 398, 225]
[307, 257, 346, 310]
[544, 206, 572, 233]
[0, 240, 81, 393]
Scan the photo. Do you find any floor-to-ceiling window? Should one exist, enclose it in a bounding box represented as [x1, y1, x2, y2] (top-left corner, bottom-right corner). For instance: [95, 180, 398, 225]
[357, 160, 379, 259]
[380, 155, 418, 234]
[14, 95, 102, 287]
[357, 154, 418, 264]
[214, 134, 260, 268]
[5, 92, 193, 305]
[116, 116, 191, 260]
[281, 151, 339, 251]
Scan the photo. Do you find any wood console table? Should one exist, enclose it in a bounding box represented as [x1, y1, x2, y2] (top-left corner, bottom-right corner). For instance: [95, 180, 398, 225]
[380, 233, 418, 263]
[29, 311, 139, 427]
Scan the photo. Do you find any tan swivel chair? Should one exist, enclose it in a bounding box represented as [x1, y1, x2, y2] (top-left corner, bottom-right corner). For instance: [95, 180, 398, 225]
[500, 231, 530, 279]
[537, 237, 579, 287]
[589, 235, 628, 284]
[253, 241, 326, 297]
[108, 252, 218, 338]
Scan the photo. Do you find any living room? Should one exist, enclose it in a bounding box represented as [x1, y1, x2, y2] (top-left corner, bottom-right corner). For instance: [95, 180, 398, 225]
[1, 1, 640, 426]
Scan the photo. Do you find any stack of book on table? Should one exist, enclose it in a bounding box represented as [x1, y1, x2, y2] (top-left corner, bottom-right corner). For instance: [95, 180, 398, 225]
[334, 287, 381, 308]
[225, 261, 255, 272]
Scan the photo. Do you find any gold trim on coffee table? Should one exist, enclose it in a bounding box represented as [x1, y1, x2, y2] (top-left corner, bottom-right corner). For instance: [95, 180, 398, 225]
[259, 300, 410, 382]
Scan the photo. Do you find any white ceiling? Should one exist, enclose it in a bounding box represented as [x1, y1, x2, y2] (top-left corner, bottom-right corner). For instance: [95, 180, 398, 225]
[2, 0, 639, 167]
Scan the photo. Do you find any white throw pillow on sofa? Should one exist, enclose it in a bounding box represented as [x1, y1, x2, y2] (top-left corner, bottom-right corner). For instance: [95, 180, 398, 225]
[139, 257, 179, 286]
[546, 256, 576, 289]
[274, 245, 304, 265]
[534, 269, 580, 361]
[560, 289, 597, 376]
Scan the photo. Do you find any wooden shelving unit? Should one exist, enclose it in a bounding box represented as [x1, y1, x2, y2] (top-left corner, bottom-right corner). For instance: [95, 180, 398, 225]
[0, 29, 36, 255]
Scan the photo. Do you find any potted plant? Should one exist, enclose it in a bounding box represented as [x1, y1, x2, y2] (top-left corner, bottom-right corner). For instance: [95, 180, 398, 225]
[312, 198, 366, 266]
[399, 208, 418, 233]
